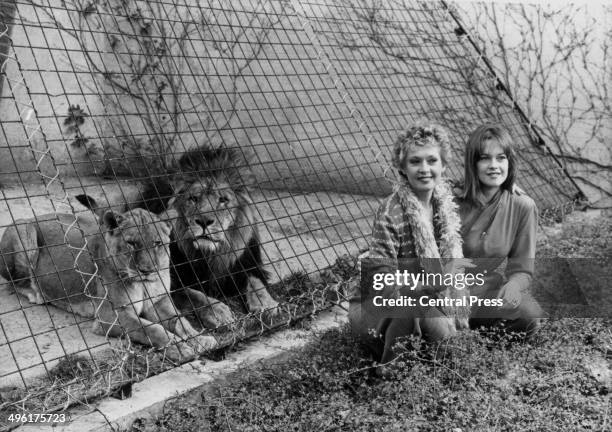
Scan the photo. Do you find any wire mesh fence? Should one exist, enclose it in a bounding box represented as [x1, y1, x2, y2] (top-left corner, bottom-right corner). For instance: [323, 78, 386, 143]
[0, 0, 581, 423]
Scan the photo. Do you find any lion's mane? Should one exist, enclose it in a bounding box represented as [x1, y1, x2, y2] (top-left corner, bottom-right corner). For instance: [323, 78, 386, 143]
[136, 146, 269, 302]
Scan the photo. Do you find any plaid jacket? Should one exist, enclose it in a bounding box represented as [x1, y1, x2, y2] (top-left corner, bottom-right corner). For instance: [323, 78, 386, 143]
[369, 189, 424, 264]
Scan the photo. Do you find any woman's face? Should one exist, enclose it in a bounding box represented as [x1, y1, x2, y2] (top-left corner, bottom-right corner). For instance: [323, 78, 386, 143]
[476, 140, 508, 192]
[401, 145, 445, 196]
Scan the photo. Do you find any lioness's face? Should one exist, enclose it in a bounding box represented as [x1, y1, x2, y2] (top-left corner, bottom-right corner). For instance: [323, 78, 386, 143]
[104, 209, 171, 281]
[175, 180, 237, 253]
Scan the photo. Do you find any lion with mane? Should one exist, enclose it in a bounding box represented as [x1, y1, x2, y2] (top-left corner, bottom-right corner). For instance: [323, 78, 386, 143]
[79, 146, 280, 328]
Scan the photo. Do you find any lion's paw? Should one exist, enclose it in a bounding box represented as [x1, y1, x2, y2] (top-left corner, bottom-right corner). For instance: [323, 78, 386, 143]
[247, 288, 282, 319]
[197, 301, 235, 329]
[249, 294, 282, 318]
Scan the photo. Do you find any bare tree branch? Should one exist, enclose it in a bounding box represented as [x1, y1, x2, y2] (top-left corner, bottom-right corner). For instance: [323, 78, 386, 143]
[453, 2, 610, 207]
[19, 0, 286, 176]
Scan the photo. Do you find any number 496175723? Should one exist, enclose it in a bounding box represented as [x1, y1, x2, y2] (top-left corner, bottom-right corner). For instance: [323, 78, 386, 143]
[7, 413, 68, 423]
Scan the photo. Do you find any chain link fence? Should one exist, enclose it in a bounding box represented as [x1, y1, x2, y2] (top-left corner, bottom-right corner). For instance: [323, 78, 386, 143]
[0, 0, 581, 423]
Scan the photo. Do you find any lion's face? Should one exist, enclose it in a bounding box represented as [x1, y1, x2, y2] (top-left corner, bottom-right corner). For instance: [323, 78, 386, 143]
[172, 179, 238, 254]
[103, 208, 171, 282]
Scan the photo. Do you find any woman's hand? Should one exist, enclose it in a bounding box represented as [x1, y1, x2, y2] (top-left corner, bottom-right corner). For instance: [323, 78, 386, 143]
[445, 258, 476, 275]
[511, 184, 526, 195]
[497, 282, 522, 309]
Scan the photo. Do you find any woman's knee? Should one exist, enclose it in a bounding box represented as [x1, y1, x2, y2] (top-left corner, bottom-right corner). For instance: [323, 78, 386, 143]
[511, 296, 545, 336]
[380, 318, 416, 363]
[380, 316, 456, 363]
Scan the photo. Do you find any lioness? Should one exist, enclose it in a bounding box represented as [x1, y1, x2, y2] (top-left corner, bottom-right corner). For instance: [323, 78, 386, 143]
[77, 146, 281, 329]
[0, 208, 217, 361]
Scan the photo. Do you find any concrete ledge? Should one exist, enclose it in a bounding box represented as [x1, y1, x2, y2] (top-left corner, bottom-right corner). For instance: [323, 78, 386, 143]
[16, 306, 349, 432]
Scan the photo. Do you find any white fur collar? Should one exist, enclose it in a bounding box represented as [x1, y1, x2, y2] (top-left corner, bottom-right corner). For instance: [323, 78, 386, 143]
[392, 180, 463, 261]
[392, 179, 469, 322]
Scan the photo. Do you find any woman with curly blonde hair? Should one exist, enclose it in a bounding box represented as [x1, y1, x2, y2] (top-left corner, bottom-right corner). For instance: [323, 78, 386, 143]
[349, 120, 469, 364]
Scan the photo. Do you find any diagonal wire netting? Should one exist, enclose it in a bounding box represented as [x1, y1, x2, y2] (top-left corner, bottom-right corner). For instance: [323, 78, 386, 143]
[295, 0, 583, 208]
[0, 0, 581, 423]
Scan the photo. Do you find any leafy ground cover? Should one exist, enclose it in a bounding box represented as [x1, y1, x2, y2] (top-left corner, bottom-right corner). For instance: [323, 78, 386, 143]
[127, 211, 612, 432]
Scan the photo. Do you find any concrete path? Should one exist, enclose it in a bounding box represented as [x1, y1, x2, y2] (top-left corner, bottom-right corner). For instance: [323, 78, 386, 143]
[13, 306, 349, 432]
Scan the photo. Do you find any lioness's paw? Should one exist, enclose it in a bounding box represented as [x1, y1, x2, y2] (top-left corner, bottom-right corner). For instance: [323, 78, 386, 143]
[191, 335, 218, 352]
[197, 301, 235, 329]
[163, 342, 196, 363]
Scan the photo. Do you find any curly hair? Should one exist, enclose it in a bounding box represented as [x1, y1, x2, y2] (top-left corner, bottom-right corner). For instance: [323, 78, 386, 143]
[391, 121, 452, 171]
